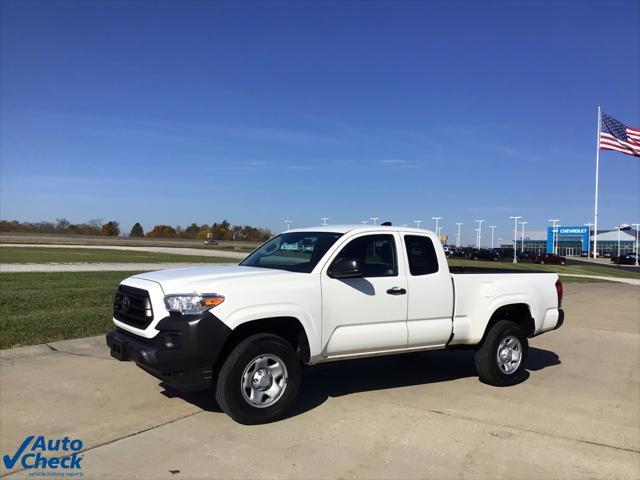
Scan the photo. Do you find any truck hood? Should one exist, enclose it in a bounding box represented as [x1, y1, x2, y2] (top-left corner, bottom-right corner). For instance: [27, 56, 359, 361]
[131, 265, 294, 294]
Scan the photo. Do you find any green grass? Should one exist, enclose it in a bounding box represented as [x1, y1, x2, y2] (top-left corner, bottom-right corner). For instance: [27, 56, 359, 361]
[0, 247, 237, 264]
[447, 259, 640, 279]
[555, 276, 613, 283]
[0, 271, 146, 349]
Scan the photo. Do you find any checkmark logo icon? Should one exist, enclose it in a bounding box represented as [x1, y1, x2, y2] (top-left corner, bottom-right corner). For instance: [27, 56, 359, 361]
[3, 435, 34, 469]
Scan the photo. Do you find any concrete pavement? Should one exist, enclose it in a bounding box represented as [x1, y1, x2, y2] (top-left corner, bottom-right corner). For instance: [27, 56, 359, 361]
[1, 283, 638, 479]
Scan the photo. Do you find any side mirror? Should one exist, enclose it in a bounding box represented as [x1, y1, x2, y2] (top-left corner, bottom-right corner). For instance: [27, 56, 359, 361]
[329, 258, 363, 279]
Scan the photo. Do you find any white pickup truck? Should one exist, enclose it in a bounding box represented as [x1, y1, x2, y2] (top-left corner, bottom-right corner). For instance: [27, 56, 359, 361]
[107, 225, 564, 424]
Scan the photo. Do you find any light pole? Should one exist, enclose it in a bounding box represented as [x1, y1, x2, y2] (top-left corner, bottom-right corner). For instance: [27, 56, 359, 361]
[633, 223, 640, 266]
[432, 217, 442, 238]
[584, 222, 594, 259]
[370, 217, 379, 225]
[617, 224, 622, 257]
[519, 221, 528, 253]
[455, 223, 463, 248]
[475, 219, 485, 248]
[414, 220, 423, 229]
[548, 219, 560, 255]
[510, 216, 522, 263]
[489, 225, 496, 250]
[474, 228, 480, 249]
[284, 220, 292, 231]
[320, 217, 328, 226]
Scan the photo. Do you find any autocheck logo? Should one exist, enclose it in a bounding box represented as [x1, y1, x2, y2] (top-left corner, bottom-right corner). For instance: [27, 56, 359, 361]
[2, 435, 84, 474]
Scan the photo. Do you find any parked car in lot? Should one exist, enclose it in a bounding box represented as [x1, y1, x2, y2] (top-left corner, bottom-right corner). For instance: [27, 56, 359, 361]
[613, 253, 639, 265]
[533, 253, 567, 265]
[107, 225, 564, 424]
[494, 248, 515, 261]
[467, 248, 500, 261]
[449, 247, 469, 258]
[517, 252, 535, 262]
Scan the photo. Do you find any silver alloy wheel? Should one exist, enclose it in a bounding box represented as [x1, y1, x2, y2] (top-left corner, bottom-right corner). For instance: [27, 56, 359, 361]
[496, 335, 522, 374]
[241, 354, 288, 408]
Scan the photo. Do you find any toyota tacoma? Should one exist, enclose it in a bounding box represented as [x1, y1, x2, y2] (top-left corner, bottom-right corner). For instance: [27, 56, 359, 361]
[107, 225, 564, 424]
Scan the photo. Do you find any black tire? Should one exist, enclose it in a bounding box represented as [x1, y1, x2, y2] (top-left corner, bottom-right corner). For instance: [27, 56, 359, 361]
[474, 320, 529, 386]
[215, 333, 301, 425]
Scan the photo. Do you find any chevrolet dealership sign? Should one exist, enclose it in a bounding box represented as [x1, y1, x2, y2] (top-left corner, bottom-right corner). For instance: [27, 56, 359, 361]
[546, 226, 590, 254]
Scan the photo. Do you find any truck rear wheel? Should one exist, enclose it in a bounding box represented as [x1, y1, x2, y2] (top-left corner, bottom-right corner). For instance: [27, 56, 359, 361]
[474, 320, 528, 386]
[215, 333, 301, 424]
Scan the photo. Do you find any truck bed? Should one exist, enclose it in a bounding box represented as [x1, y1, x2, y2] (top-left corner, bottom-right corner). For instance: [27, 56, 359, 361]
[449, 266, 551, 274]
[448, 267, 560, 345]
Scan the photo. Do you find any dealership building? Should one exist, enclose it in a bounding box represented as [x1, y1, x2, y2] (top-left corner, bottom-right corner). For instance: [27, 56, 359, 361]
[503, 226, 639, 256]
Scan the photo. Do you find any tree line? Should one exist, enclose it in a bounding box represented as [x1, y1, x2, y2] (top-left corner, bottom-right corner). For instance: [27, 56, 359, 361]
[0, 218, 271, 242]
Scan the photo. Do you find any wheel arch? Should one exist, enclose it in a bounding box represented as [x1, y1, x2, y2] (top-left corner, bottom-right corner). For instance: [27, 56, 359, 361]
[480, 303, 535, 344]
[214, 316, 311, 374]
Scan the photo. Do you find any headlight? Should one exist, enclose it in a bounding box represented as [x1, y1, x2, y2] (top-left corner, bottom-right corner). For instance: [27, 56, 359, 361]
[164, 294, 225, 315]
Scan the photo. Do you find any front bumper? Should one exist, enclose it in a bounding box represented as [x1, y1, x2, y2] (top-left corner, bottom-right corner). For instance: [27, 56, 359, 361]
[106, 311, 231, 392]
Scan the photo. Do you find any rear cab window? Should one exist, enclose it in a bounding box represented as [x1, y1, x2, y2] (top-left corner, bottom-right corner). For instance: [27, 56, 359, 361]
[404, 235, 439, 275]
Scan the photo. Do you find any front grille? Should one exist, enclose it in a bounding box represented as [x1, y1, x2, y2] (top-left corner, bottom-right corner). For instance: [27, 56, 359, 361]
[113, 285, 154, 329]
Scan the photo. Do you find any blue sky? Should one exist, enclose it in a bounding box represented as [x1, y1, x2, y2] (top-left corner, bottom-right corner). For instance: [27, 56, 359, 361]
[1, 0, 639, 244]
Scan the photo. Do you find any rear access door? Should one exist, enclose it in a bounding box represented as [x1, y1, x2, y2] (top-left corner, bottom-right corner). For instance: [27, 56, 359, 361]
[402, 234, 454, 348]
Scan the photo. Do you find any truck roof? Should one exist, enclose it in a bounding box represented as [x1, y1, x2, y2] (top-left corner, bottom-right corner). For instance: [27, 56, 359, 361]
[286, 224, 436, 235]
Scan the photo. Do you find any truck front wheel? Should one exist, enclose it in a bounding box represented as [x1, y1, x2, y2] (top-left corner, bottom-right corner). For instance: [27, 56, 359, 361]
[474, 320, 528, 386]
[215, 333, 301, 424]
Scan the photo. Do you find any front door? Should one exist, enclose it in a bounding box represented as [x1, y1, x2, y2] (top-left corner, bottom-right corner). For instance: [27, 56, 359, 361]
[320, 233, 408, 357]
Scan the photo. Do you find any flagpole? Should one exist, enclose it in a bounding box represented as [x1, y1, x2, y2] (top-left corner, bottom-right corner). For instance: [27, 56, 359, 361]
[593, 105, 601, 259]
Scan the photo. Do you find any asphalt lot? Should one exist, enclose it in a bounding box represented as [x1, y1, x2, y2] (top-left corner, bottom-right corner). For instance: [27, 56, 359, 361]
[1, 283, 638, 479]
[568, 257, 640, 273]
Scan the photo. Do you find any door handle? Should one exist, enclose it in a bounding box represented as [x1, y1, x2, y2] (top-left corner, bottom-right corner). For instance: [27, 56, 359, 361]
[386, 287, 406, 295]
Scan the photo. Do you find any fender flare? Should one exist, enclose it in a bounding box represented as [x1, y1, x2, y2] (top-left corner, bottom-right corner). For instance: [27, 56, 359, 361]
[222, 303, 320, 358]
[468, 296, 537, 344]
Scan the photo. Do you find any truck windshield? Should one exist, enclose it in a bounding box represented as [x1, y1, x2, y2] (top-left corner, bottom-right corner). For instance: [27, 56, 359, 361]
[240, 232, 343, 273]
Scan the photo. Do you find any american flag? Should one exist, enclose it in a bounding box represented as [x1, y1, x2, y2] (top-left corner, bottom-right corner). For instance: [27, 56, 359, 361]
[599, 113, 640, 157]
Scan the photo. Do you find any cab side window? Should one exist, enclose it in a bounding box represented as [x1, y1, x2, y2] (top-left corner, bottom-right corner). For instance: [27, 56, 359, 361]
[404, 235, 439, 275]
[333, 234, 398, 277]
